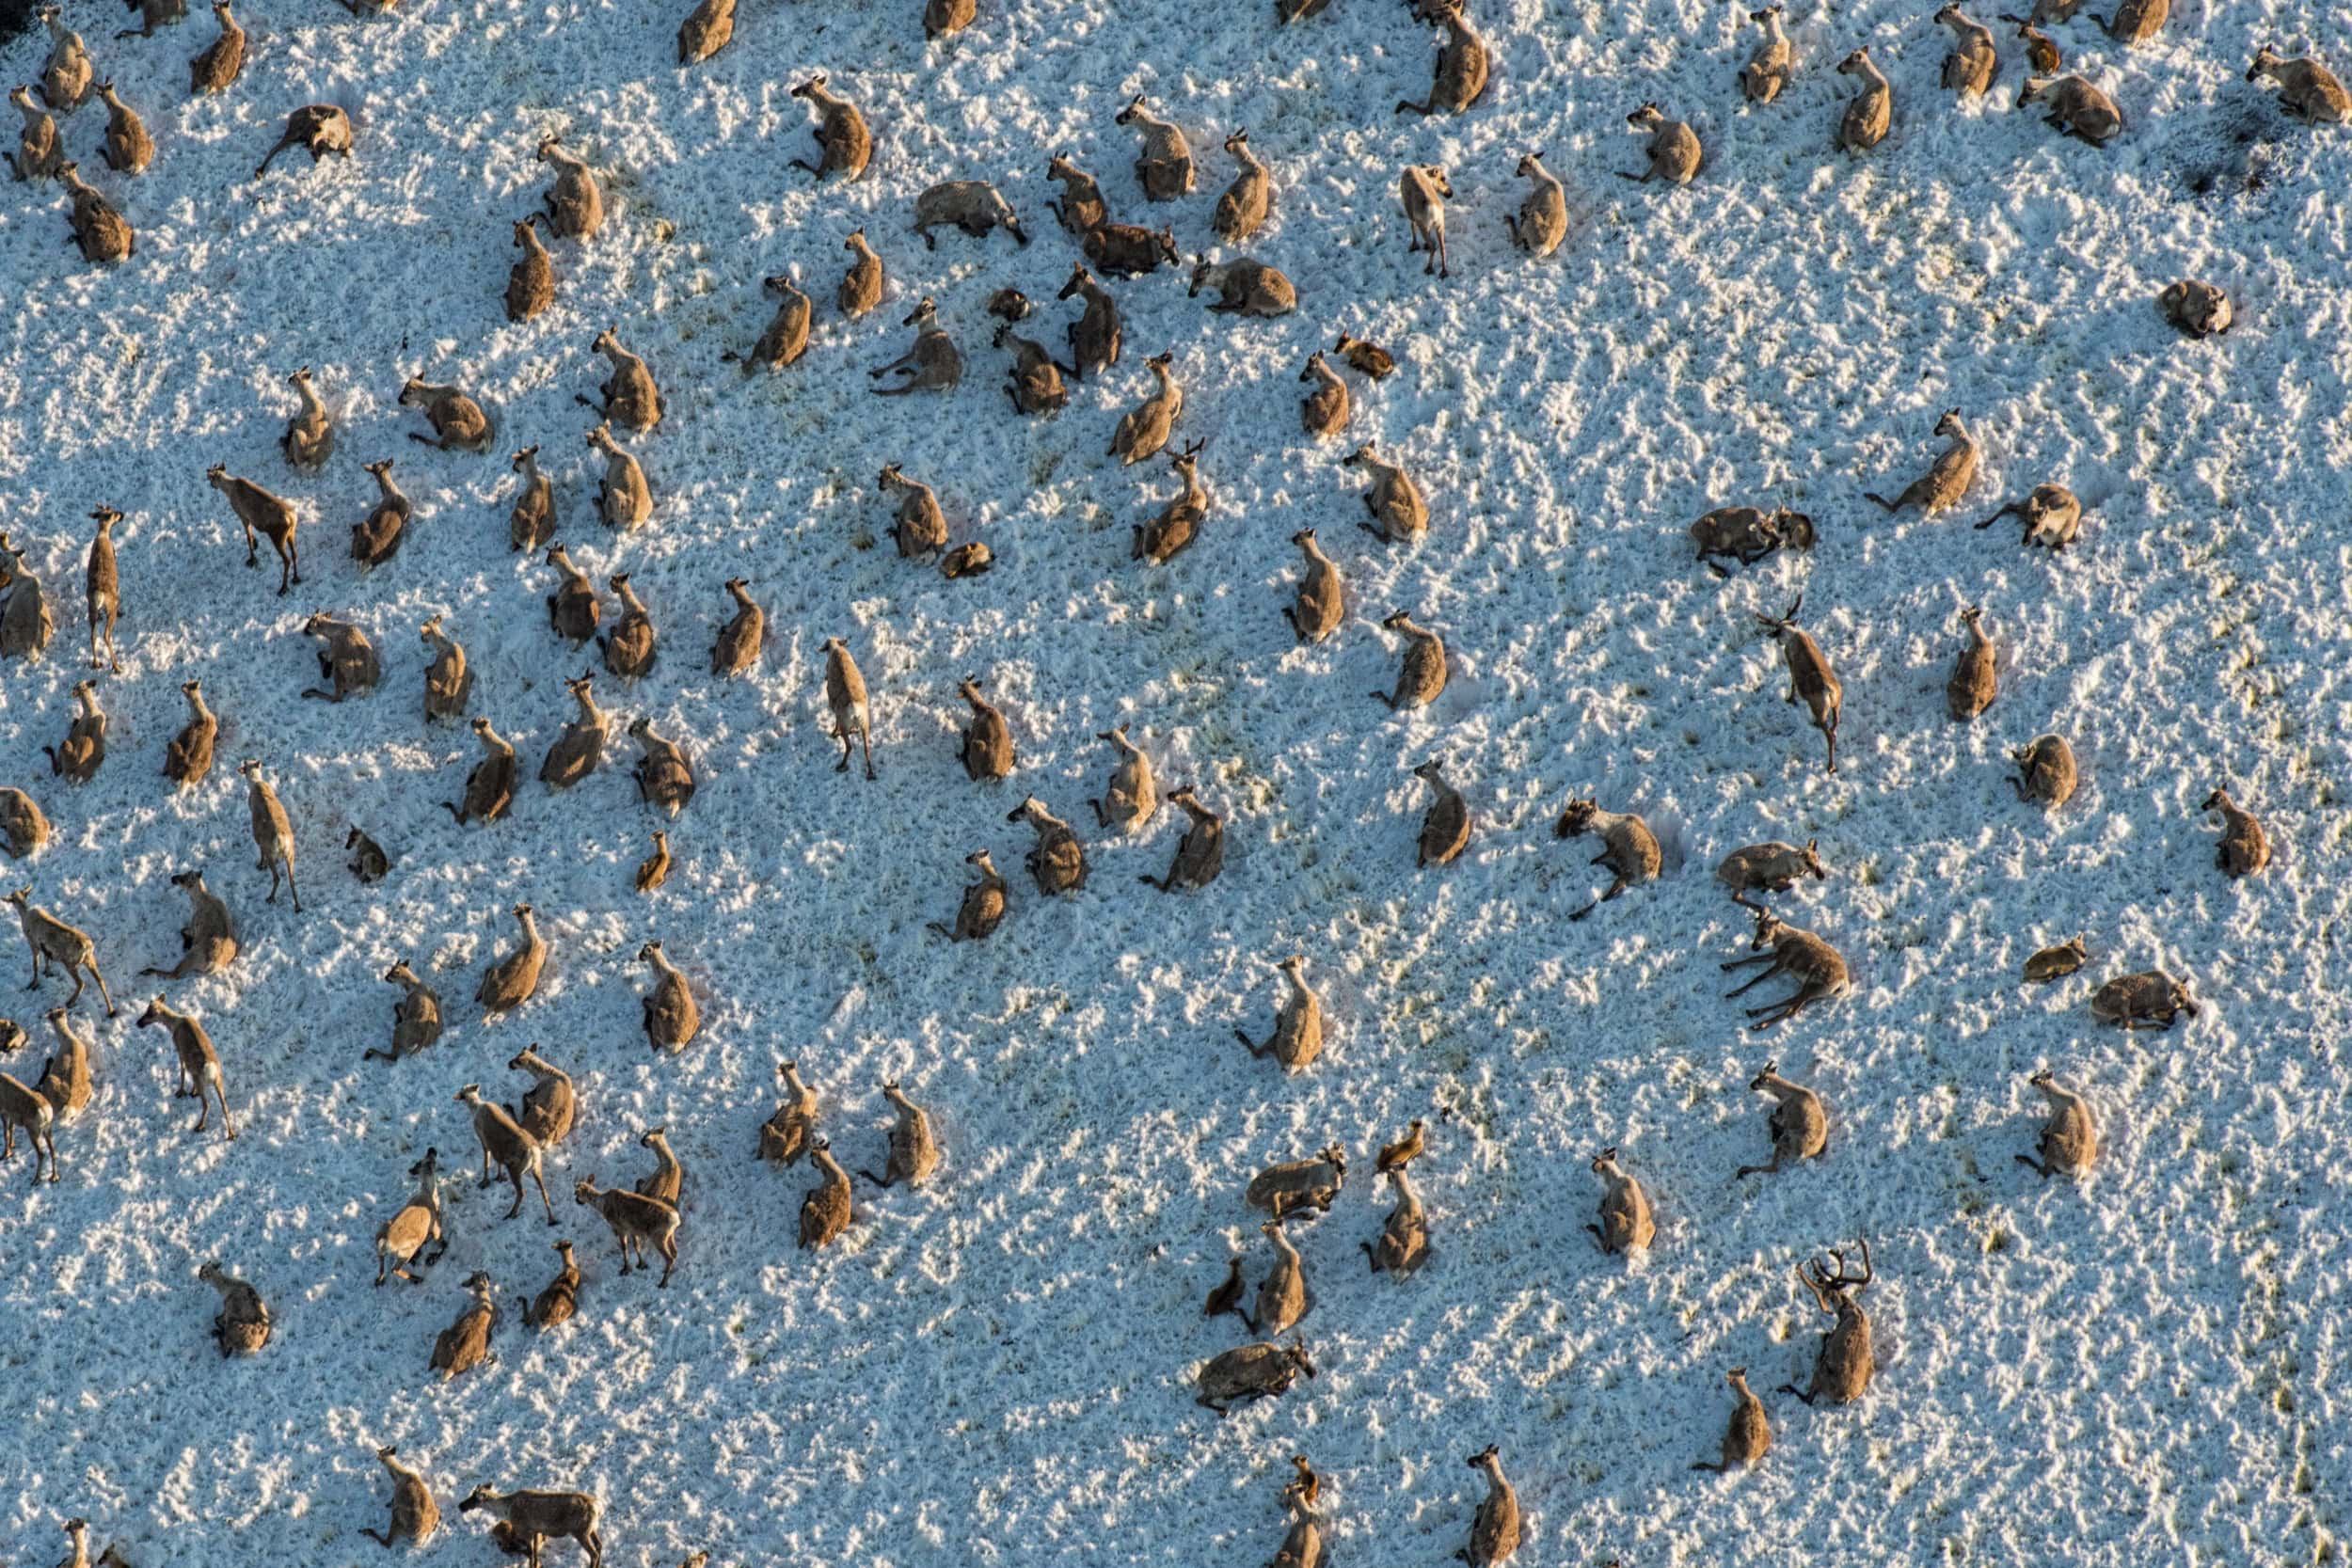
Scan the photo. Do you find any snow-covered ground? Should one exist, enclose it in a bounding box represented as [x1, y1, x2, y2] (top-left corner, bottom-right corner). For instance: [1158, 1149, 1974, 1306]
[3, 0, 2349, 1560]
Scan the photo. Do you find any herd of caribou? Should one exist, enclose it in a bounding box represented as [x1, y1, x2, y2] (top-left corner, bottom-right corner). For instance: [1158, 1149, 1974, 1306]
[0, 0, 2323, 1560]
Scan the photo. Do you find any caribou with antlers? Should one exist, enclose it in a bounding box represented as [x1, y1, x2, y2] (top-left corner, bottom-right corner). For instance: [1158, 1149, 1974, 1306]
[1780, 1238, 1875, 1406]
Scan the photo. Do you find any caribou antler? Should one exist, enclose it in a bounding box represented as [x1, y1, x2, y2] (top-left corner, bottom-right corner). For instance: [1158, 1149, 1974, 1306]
[1804, 1236, 1874, 1299]
[1794, 1256, 1834, 1313]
